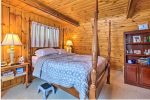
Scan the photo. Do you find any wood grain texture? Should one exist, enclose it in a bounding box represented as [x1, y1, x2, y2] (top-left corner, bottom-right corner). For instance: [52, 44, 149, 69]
[1, 3, 66, 90]
[64, 10, 150, 70]
[4, 0, 149, 23]
[18, 0, 79, 26]
[127, 0, 138, 18]
[89, 0, 99, 99]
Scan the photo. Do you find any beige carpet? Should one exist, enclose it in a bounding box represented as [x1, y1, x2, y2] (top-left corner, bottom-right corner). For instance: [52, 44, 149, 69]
[2, 70, 150, 99]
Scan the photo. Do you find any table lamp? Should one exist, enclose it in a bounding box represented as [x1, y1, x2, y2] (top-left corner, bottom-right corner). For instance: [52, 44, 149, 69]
[66, 40, 73, 53]
[2, 33, 22, 65]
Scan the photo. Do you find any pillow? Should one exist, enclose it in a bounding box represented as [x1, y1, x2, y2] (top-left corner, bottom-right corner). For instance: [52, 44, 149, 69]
[56, 49, 68, 54]
[35, 48, 58, 57]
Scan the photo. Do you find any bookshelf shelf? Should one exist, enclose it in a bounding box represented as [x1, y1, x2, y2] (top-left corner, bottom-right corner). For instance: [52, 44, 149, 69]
[126, 42, 150, 45]
[126, 54, 150, 57]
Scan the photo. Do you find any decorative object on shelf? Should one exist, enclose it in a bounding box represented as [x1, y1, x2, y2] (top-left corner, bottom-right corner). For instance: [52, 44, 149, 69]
[128, 36, 133, 43]
[148, 58, 150, 65]
[138, 23, 149, 30]
[129, 49, 133, 54]
[148, 49, 150, 54]
[148, 36, 150, 42]
[66, 40, 73, 53]
[126, 50, 129, 54]
[19, 56, 25, 64]
[128, 60, 132, 64]
[144, 36, 147, 42]
[133, 35, 141, 43]
[128, 59, 137, 64]
[134, 50, 141, 54]
[144, 49, 150, 55]
[2, 33, 22, 65]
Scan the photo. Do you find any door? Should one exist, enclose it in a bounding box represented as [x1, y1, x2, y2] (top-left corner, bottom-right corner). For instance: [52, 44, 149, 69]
[125, 64, 138, 85]
[139, 67, 150, 87]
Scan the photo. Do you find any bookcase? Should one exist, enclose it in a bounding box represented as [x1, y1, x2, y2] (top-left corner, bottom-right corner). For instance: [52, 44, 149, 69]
[124, 29, 150, 89]
[1, 63, 29, 90]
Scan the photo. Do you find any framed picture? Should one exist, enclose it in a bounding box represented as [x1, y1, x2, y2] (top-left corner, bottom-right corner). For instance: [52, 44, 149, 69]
[134, 50, 141, 54]
[133, 36, 141, 43]
[138, 23, 149, 30]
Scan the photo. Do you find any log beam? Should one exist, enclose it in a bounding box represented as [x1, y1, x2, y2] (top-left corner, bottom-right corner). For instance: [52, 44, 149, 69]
[89, 0, 98, 99]
[127, 0, 138, 18]
[18, 0, 79, 26]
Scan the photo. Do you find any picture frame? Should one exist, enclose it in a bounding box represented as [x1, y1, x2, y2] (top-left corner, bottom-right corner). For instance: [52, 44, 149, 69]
[134, 50, 141, 54]
[133, 36, 141, 43]
[138, 23, 149, 30]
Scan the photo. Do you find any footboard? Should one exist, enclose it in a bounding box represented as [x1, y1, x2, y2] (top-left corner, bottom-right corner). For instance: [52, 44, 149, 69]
[96, 65, 109, 98]
[89, 63, 109, 99]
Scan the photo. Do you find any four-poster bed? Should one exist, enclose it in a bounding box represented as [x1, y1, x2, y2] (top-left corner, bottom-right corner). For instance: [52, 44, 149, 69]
[29, 0, 111, 99]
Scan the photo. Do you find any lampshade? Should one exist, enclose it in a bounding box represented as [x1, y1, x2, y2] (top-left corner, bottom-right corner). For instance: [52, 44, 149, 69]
[2, 33, 22, 46]
[66, 40, 73, 46]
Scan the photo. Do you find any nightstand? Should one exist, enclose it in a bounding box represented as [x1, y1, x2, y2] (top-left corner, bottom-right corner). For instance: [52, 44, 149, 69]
[1, 63, 30, 90]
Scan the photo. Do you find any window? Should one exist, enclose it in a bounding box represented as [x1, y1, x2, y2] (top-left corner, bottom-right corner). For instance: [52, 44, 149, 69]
[31, 21, 59, 47]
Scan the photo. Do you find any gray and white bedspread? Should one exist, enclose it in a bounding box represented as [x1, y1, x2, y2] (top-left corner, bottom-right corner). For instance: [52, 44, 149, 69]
[33, 53, 107, 99]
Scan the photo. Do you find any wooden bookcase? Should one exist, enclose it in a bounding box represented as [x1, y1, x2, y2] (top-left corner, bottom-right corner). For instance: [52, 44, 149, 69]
[124, 29, 150, 89]
[1, 63, 29, 90]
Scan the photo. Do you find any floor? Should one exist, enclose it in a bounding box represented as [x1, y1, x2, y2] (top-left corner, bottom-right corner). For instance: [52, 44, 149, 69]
[2, 70, 150, 99]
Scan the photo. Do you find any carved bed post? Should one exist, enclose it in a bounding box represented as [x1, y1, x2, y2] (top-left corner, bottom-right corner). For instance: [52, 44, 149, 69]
[62, 28, 64, 49]
[89, 0, 98, 99]
[107, 20, 111, 84]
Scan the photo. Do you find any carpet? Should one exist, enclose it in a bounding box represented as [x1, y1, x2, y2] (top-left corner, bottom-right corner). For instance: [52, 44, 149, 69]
[2, 70, 150, 99]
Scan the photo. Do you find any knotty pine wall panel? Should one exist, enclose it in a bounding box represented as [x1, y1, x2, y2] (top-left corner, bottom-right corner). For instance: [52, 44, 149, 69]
[1, 4, 65, 90]
[65, 10, 150, 70]
[1, 4, 64, 62]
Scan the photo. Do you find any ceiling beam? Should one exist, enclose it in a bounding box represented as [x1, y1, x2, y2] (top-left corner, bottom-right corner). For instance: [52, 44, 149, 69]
[127, 0, 138, 18]
[19, 0, 79, 26]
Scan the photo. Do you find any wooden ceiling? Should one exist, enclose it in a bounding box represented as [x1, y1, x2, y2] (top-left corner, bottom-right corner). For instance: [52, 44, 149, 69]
[2, 0, 150, 25]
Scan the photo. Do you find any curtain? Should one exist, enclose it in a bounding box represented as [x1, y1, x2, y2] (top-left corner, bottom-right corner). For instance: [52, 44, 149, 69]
[31, 21, 59, 47]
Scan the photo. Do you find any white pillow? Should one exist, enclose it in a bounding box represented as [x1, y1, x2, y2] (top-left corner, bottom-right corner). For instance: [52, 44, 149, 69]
[56, 49, 67, 54]
[35, 48, 58, 57]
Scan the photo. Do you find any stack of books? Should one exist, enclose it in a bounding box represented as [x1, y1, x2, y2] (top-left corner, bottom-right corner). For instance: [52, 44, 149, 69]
[138, 58, 150, 66]
[1, 71, 14, 82]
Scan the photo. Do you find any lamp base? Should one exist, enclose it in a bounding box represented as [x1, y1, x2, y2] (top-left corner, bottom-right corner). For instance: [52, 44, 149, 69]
[66, 46, 72, 53]
[9, 45, 14, 65]
[8, 62, 14, 66]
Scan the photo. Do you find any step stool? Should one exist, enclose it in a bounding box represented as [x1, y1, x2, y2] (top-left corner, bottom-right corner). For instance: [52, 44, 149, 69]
[38, 83, 56, 100]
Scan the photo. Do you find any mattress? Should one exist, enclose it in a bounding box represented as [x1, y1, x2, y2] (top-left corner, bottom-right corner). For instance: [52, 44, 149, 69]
[32, 56, 39, 67]
[32, 54, 107, 76]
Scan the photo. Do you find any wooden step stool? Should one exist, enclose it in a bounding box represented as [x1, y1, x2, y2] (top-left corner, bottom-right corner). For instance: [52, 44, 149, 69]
[38, 83, 56, 100]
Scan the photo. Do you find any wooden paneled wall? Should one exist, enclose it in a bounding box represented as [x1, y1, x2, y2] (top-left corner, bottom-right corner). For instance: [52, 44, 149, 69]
[1, 4, 65, 90]
[64, 10, 150, 70]
[1, 4, 64, 62]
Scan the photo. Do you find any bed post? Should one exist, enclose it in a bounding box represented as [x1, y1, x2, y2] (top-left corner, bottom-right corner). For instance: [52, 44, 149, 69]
[28, 19, 32, 82]
[107, 20, 111, 84]
[89, 0, 98, 99]
[28, 19, 32, 64]
[62, 28, 64, 49]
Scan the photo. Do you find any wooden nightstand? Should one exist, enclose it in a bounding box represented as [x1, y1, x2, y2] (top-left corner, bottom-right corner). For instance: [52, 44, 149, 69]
[1, 63, 30, 90]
